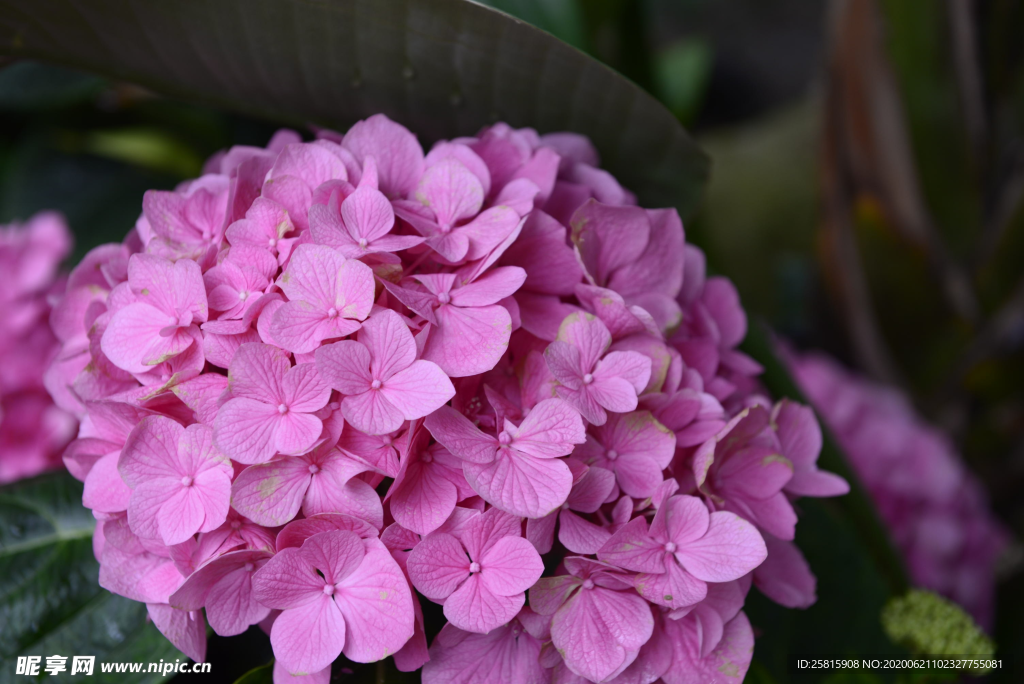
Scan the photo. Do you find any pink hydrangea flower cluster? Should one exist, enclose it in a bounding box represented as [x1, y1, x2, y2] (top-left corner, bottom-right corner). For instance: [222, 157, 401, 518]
[50, 114, 848, 683]
[0, 212, 77, 484]
[788, 350, 1009, 629]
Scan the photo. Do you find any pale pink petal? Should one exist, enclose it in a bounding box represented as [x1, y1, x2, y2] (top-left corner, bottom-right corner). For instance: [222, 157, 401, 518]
[544, 340, 585, 388]
[479, 536, 544, 596]
[423, 304, 512, 378]
[460, 207, 522, 261]
[333, 541, 415, 662]
[558, 510, 612, 555]
[550, 586, 653, 683]
[343, 114, 425, 198]
[358, 309, 416, 380]
[390, 462, 460, 536]
[282, 363, 331, 413]
[677, 512, 766, 582]
[509, 398, 586, 458]
[416, 158, 484, 227]
[335, 258, 375, 320]
[566, 466, 616, 513]
[147, 604, 207, 664]
[444, 573, 523, 634]
[661, 611, 754, 684]
[299, 530, 366, 584]
[273, 661, 330, 684]
[228, 343, 290, 403]
[214, 398, 282, 464]
[315, 340, 373, 394]
[341, 186, 394, 242]
[598, 517, 668, 574]
[157, 486, 206, 544]
[126, 478, 177, 541]
[462, 449, 572, 518]
[635, 560, 707, 609]
[341, 389, 405, 436]
[525, 510, 558, 555]
[449, 267, 527, 308]
[83, 451, 132, 513]
[205, 566, 272, 636]
[269, 302, 335, 354]
[274, 412, 325, 456]
[380, 360, 455, 420]
[425, 407, 499, 465]
[303, 470, 384, 529]
[277, 243, 344, 308]
[191, 468, 232, 533]
[101, 303, 196, 373]
[407, 532, 470, 600]
[119, 415, 184, 486]
[556, 312, 611, 371]
[251, 548, 324, 609]
[661, 495, 711, 547]
[595, 350, 652, 394]
[271, 596, 347, 674]
[231, 459, 312, 526]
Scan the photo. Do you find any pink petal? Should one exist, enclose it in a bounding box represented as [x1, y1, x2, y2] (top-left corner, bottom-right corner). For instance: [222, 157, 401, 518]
[342, 389, 405, 436]
[510, 398, 586, 459]
[417, 158, 484, 226]
[205, 565, 272, 636]
[444, 573, 524, 634]
[677, 512, 766, 582]
[315, 340, 373, 394]
[231, 459, 312, 526]
[380, 360, 455, 420]
[126, 478, 177, 541]
[635, 560, 707, 609]
[191, 468, 232, 533]
[661, 611, 754, 684]
[450, 267, 527, 308]
[227, 342, 289, 404]
[300, 530, 366, 584]
[147, 604, 207, 664]
[273, 661, 330, 684]
[525, 511, 558, 555]
[335, 258, 376, 320]
[598, 516, 668, 574]
[544, 340, 584, 388]
[423, 303, 512, 378]
[463, 450, 572, 518]
[570, 200, 650, 287]
[277, 244, 343, 309]
[566, 466, 616, 513]
[341, 186, 394, 242]
[529, 575, 581, 616]
[460, 207, 523, 261]
[407, 532, 470, 600]
[753, 534, 817, 609]
[786, 470, 850, 498]
[269, 302, 334, 354]
[390, 462, 460, 536]
[425, 407, 499, 465]
[276, 514, 380, 550]
[274, 411, 326, 456]
[551, 586, 653, 683]
[556, 312, 611, 372]
[282, 363, 331, 413]
[342, 114, 425, 198]
[251, 547, 324, 609]
[359, 309, 416, 380]
[271, 596, 347, 674]
[83, 451, 132, 513]
[333, 540, 415, 662]
[303, 469, 384, 529]
[214, 398, 282, 464]
[119, 415, 184, 487]
[101, 303, 195, 373]
[460, 507, 523, 560]
[558, 510, 612, 555]
[157, 486, 206, 545]
[594, 350, 652, 394]
[479, 536, 544, 596]
[658, 495, 711, 547]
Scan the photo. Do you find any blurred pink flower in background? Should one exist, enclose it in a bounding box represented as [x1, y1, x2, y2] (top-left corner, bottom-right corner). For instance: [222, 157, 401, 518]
[0, 212, 77, 484]
[788, 348, 1011, 628]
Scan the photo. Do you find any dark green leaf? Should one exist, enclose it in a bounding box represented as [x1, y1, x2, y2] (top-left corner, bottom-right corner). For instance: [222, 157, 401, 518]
[0, 0, 708, 219]
[0, 472, 182, 684]
[477, 0, 587, 51]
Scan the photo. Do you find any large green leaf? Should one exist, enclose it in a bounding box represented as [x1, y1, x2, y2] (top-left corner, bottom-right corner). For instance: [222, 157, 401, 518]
[0, 0, 708, 219]
[0, 472, 181, 684]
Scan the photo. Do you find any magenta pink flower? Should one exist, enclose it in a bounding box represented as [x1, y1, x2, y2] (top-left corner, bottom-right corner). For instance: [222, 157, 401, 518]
[100, 254, 208, 374]
[268, 243, 375, 354]
[251, 529, 414, 673]
[119, 417, 232, 545]
[530, 556, 654, 682]
[599, 495, 766, 610]
[315, 309, 454, 435]
[214, 343, 331, 464]
[426, 398, 585, 517]
[46, 117, 855, 679]
[407, 508, 542, 633]
[545, 312, 652, 425]
[573, 410, 676, 498]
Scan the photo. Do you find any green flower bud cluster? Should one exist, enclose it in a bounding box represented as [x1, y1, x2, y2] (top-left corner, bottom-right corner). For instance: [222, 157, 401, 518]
[881, 589, 995, 673]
